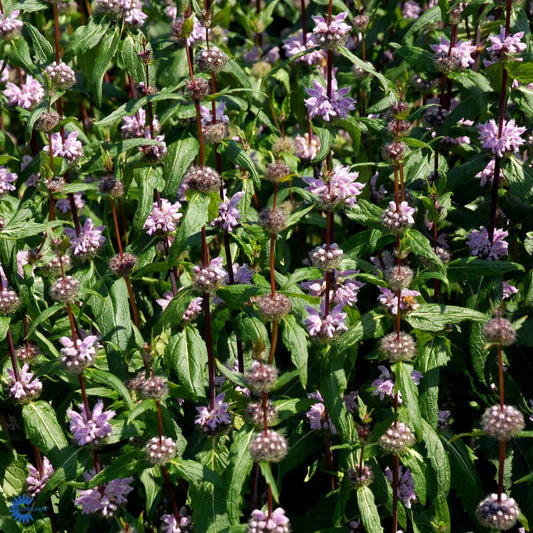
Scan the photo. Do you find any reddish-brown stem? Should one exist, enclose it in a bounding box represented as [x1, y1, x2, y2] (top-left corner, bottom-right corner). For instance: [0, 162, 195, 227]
[65, 303, 78, 343]
[269, 235, 276, 297]
[268, 321, 278, 366]
[125, 278, 140, 330]
[52, 3, 61, 63]
[300, 0, 307, 42]
[498, 342, 504, 408]
[498, 439, 506, 501]
[117, 199, 129, 246]
[156, 400, 164, 440]
[267, 483, 273, 518]
[162, 465, 181, 520]
[393, 165, 400, 207]
[7, 329, 21, 382]
[251, 463, 260, 509]
[399, 163, 405, 202]
[194, 101, 205, 168]
[110, 200, 123, 258]
[324, 434, 335, 490]
[392, 453, 399, 533]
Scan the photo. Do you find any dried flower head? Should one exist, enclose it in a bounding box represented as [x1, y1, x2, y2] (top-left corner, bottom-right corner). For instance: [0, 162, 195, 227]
[245, 400, 278, 426]
[203, 121, 229, 144]
[15, 342, 42, 364]
[256, 293, 292, 322]
[186, 77, 210, 100]
[384, 265, 414, 291]
[480, 404, 525, 440]
[381, 141, 407, 163]
[482, 317, 516, 346]
[476, 493, 520, 531]
[258, 207, 289, 235]
[378, 421, 416, 455]
[35, 111, 61, 132]
[144, 436, 178, 464]
[50, 275, 81, 303]
[195, 47, 228, 74]
[182, 165, 220, 194]
[98, 176, 125, 198]
[140, 376, 169, 400]
[109, 253, 138, 277]
[378, 332, 417, 362]
[310, 243, 344, 271]
[244, 362, 279, 393]
[272, 137, 295, 156]
[0, 288, 21, 315]
[249, 429, 288, 463]
[265, 161, 291, 183]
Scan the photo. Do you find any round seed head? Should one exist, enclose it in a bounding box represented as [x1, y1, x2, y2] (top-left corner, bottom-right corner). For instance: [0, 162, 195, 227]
[144, 436, 178, 465]
[378, 331, 417, 362]
[348, 465, 373, 489]
[384, 265, 414, 290]
[381, 141, 407, 163]
[183, 165, 220, 194]
[482, 318, 516, 346]
[251, 60, 272, 78]
[109, 253, 138, 277]
[98, 176, 124, 198]
[244, 362, 279, 393]
[245, 400, 278, 426]
[265, 161, 291, 183]
[256, 293, 291, 322]
[203, 121, 229, 144]
[249, 429, 288, 463]
[0, 288, 21, 315]
[45, 61, 76, 90]
[476, 493, 520, 531]
[378, 422, 416, 455]
[35, 111, 61, 132]
[353, 14, 370, 31]
[272, 137, 295, 156]
[186, 77, 210, 101]
[140, 376, 168, 400]
[195, 48, 228, 74]
[39, 253, 72, 278]
[15, 342, 42, 363]
[258, 207, 288, 235]
[387, 119, 411, 138]
[45, 177, 65, 194]
[480, 405, 525, 440]
[314, 28, 349, 51]
[310, 243, 344, 271]
[50, 275, 81, 303]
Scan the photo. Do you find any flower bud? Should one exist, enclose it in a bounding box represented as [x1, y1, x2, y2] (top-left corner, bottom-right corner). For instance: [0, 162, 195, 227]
[256, 293, 291, 322]
[480, 404, 525, 440]
[476, 493, 520, 531]
[378, 421, 416, 455]
[249, 429, 288, 463]
[378, 332, 417, 362]
[482, 318, 516, 346]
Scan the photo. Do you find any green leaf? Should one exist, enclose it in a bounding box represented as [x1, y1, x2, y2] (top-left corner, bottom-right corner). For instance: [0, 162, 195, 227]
[396, 45, 436, 71]
[19, 0, 48, 12]
[0, 454, 26, 498]
[65, 17, 111, 61]
[310, 127, 334, 164]
[218, 140, 260, 187]
[116, 31, 149, 84]
[170, 459, 224, 489]
[506, 61, 533, 84]
[222, 59, 252, 89]
[69, 452, 149, 489]
[357, 486, 384, 533]
[22, 401, 68, 460]
[163, 137, 199, 196]
[339, 47, 392, 94]
[132, 166, 159, 233]
[165, 327, 207, 397]
[91, 24, 121, 106]
[168, 192, 210, 264]
[406, 304, 486, 332]
[0, 316, 9, 342]
[216, 284, 263, 310]
[5, 37, 34, 73]
[215, 359, 249, 389]
[393, 362, 423, 438]
[24, 22, 54, 64]
[157, 287, 195, 331]
[85, 368, 134, 410]
[281, 315, 309, 389]
[140, 466, 162, 520]
[224, 427, 255, 523]
[405, 229, 445, 274]
[447, 257, 523, 282]
[259, 461, 280, 503]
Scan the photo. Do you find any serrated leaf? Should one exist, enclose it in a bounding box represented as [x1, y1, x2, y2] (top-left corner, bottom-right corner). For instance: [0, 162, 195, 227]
[24, 22, 54, 64]
[65, 17, 111, 61]
[22, 401, 68, 460]
[165, 327, 207, 397]
[406, 304, 486, 332]
[357, 486, 384, 533]
[393, 362, 423, 438]
[85, 368, 134, 410]
[405, 229, 445, 274]
[163, 137, 199, 196]
[218, 140, 260, 186]
[310, 127, 334, 164]
[91, 24, 121, 106]
[281, 314, 308, 389]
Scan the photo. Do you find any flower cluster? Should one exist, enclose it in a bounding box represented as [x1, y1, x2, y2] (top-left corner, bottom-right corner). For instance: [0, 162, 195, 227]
[67, 399, 115, 446]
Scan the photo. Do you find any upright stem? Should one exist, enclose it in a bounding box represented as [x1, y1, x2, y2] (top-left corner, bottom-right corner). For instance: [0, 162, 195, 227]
[391, 453, 399, 533]
[497, 341, 506, 501]
[202, 227, 216, 409]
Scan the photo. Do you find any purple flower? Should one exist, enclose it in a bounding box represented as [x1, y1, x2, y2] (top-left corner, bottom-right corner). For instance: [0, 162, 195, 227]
[312, 13, 351, 50]
[75, 468, 133, 517]
[344, 391, 358, 414]
[192, 256, 228, 293]
[411, 370, 423, 385]
[200, 101, 229, 125]
[182, 296, 203, 323]
[378, 288, 421, 315]
[385, 466, 417, 508]
[120, 109, 160, 139]
[306, 391, 337, 434]
[305, 76, 356, 121]
[144, 199, 183, 235]
[245, 44, 280, 64]
[64, 218, 106, 259]
[59, 335, 101, 374]
[248, 507, 290, 532]
[437, 410, 451, 431]
[56, 192, 85, 214]
[283, 31, 326, 65]
[6, 363, 42, 403]
[67, 399, 115, 446]
[502, 281, 518, 300]
[304, 165, 365, 210]
[232, 263, 255, 284]
[475, 159, 504, 186]
[26, 456, 54, 498]
[43, 131, 84, 165]
[304, 302, 348, 340]
[477, 119, 526, 157]
[301, 269, 364, 306]
[371, 365, 399, 402]
[195, 392, 232, 435]
[0, 9, 23, 39]
[466, 226, 509, 261]
[211, 190, 245, 232]
[402, 1, 422, 18]
[160, 507, 193, 533]
[3, 75, 44, 109]
[487, 27, 526, 56]
[294, 133, 321, 160]
[431, 37, 476, 71]
[156, 290, 174, 311]
[0, 166, 17, 196]
[21, 155, 40, 187]
[382, 200, 416, 232]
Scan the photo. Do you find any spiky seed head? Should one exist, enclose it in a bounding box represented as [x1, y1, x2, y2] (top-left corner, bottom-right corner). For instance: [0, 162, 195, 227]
[482, 318, 516, 346]
[35, 112, 61, 132]
[244, 363, 279, 393]
[195, 48, 228, 74]
[15, 342, 42, 363]
[245, 401, 278, 426]
[310, 243, 344, 271]
[183, 165, 220, 194]
[50, 275, 81, 303]
[272, 137, 295, 156]
[258, 207, 288, 235]
[480, 405, 525, 440]
[0, 288, 21, 315]
[378, 332, 417, 362]
[249, 429, 288, 463]
[256, 293, 291, 322]
[378, 422, 416, 455]
[203, 121, 229, 144]
[384, 265, 414, 291]
[109, 253, 138, 277]
[476, 493, 520, 531]
[186, 77, 210, 101]
[265, 161, 291, 183]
